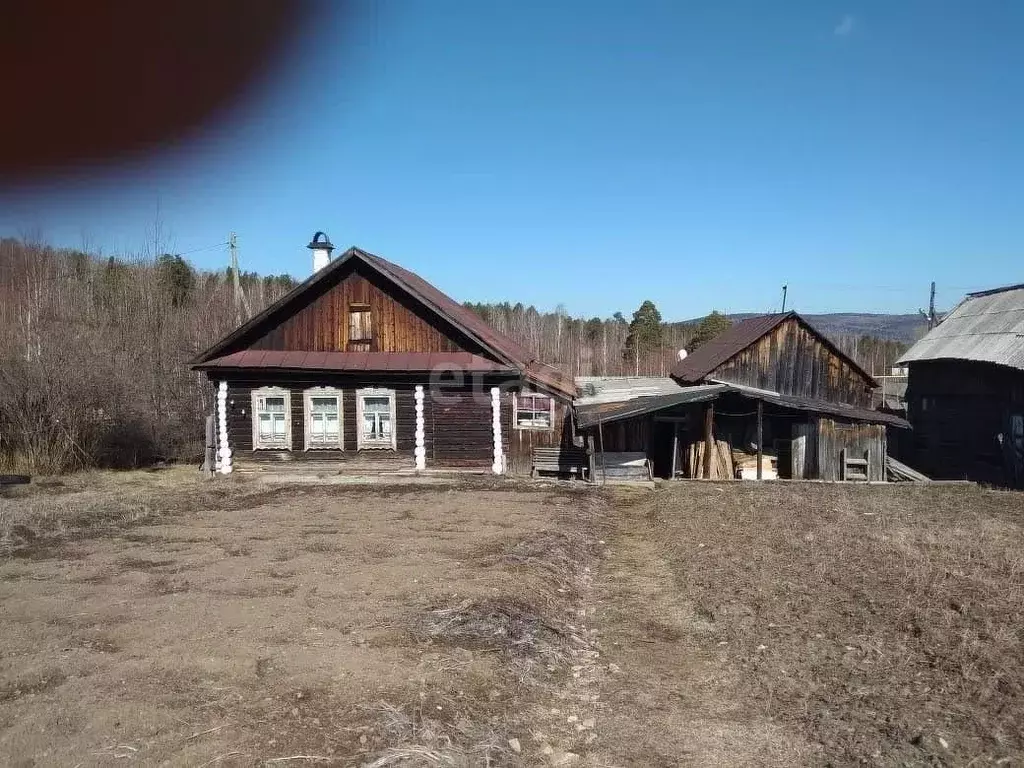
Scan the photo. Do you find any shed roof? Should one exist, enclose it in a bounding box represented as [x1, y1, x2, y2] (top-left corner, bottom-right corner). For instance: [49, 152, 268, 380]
[671, 312, 876, 386]
[575, 381, 909, 429]
[898, 284, 1024, 372]
[575, 376, 683, 405]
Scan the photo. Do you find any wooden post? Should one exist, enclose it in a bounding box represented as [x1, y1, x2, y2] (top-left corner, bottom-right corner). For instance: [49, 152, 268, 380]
[587, 434, 596, 483]
[671, 422, 679, 479]
[756, 400, 763, 481]
[203, 413, 215, 477]
[598, 417, 607, 486]
[702, 402, 714, 479]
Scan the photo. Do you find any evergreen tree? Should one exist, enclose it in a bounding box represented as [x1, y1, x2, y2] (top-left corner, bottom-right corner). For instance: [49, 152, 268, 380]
[690, 310, 732, 350]
[622, 300, 663, 375]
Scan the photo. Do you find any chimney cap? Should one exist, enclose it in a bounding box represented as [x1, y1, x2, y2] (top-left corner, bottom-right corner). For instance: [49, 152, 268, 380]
[306, 231, 335, 251]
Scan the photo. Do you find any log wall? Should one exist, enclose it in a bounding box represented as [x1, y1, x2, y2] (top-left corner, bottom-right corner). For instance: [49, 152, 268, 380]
[213, 374, 572, 474]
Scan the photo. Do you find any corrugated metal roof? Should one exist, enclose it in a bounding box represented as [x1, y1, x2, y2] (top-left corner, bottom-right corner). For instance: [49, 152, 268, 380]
[575, 381, 909, 429]
[574, 376, 683, 405]
[575, 385, 727, 428]
[196, 350, 514, 373]
[898, 284, 1024, 371]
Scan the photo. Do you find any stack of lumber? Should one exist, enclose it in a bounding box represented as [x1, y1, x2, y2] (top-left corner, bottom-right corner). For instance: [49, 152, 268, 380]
[686, 439, 734, 479]
[733, 452, 777, 480]
[886, 455, 931, 482]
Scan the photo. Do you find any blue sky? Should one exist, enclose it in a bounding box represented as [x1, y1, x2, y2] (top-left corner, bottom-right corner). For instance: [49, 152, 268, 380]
[1, 1, 1021, 320]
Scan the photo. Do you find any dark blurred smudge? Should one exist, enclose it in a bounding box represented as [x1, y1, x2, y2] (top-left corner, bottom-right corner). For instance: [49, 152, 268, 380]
[0, 1, 321, 180]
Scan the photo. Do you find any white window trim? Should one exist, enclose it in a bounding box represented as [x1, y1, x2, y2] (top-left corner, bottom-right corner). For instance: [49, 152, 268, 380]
[356, 387, 397, 450]
[513, 391, 555, 432]
[303, 387, 344, 451]
[251, 386, 292, 450]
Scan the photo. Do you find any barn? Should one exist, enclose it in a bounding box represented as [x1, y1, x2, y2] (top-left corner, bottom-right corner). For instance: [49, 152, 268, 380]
[898, 284, 1024, 488]
[575, 312, 909, 481]
[191, 233, 577, 475]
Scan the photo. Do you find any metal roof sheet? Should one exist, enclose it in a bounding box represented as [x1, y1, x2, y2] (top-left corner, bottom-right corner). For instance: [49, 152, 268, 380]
[898, 284, 1024, 371]
[575, 385, 728, 428]
[196, 350, 514, 373]
[574, 376, 684, 405]
[574, 381, 909, 429]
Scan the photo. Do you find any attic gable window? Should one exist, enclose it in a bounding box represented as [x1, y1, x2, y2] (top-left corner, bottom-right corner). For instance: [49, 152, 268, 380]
[514, 392, 554, 431]
[252, 387, 291, 450]
[349, 303, 372, 346]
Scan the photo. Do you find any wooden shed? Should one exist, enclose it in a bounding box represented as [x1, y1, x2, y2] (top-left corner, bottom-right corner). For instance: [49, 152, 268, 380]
[191, 234, 577, 476]
[899, 284, 1024, 487]
[575, 313, 908, 482]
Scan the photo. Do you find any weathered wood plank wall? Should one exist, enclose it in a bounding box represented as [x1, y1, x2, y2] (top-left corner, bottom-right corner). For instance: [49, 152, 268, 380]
[709, 317, 874, 407]
[815, 417, 886, 481]
[906, 360, 1024, 486]
[243, 262, 484, 356]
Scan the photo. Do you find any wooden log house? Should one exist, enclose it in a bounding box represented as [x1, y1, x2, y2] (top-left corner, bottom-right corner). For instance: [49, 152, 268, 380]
[191, 233, 577, 475]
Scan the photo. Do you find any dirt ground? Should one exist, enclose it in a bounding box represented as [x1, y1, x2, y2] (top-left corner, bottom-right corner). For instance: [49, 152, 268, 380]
[0, 470, 608, 766]
[1, 472, 1022, 766]
[592, 482, 1024, 767]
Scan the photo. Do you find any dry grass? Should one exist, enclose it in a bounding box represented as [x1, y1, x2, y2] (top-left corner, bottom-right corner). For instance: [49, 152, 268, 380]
[0, 471, 605, 766]
[4, 471, 1020, 765]
[593, 482, 1024, 766]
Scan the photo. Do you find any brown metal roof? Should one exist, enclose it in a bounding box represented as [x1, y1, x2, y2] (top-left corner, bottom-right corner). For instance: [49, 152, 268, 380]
[673, 313, 792, 383]
[191, 246, 577, 398]
[195, 350, 514, 373]
[672, 311, 876, 387]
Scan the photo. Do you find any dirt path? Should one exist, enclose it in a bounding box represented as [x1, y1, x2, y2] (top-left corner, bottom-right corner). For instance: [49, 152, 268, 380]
[582, 487, 817, 766]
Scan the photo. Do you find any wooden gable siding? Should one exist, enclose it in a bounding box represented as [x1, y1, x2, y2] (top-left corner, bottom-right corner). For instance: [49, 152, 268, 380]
[709, 317, 872, 407]
[245, 262, 486, 356]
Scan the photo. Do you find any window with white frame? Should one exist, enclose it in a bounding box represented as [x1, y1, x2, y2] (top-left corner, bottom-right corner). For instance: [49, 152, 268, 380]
[252, 387, 291, 449]
[356, 388, 396, 449]
[304, 388, 343, 450]
[514, 392, 554, 430]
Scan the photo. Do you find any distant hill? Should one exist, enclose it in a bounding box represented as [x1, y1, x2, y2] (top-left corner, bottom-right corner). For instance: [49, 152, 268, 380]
[681, 312, 928, 344]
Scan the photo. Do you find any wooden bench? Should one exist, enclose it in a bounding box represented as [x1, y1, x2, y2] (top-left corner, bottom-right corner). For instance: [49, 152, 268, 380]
[597, 451, 653, 482]
[531, 447, 590, 479]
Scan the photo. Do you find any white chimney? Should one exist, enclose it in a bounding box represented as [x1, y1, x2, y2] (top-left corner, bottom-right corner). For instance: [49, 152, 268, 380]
[307, 231, 335, 273]
[677, 348, 688, 361]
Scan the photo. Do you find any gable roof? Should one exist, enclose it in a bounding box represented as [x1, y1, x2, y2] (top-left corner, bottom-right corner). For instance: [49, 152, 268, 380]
[897, 283, 1024, 372]
[672, 311, 876, 386]
[191, 247, 576, 397]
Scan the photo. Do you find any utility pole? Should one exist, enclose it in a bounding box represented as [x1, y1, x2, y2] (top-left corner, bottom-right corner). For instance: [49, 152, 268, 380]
[918, 281, 938, 330]
[229, 232, 242, 326]
[781, 285, 788, 313]
[228, 232, 252, 324]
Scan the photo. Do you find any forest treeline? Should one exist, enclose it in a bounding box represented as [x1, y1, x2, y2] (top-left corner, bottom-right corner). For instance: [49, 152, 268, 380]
[0, 238, 907, 472]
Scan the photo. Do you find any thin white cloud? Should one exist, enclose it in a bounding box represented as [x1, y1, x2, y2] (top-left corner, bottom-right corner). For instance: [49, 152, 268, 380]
[834, 14, 856, 36]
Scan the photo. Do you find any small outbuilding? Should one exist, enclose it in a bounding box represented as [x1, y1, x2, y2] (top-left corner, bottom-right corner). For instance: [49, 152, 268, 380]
[898, 284, 1024, 487]
[575, 312, 909, 481]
